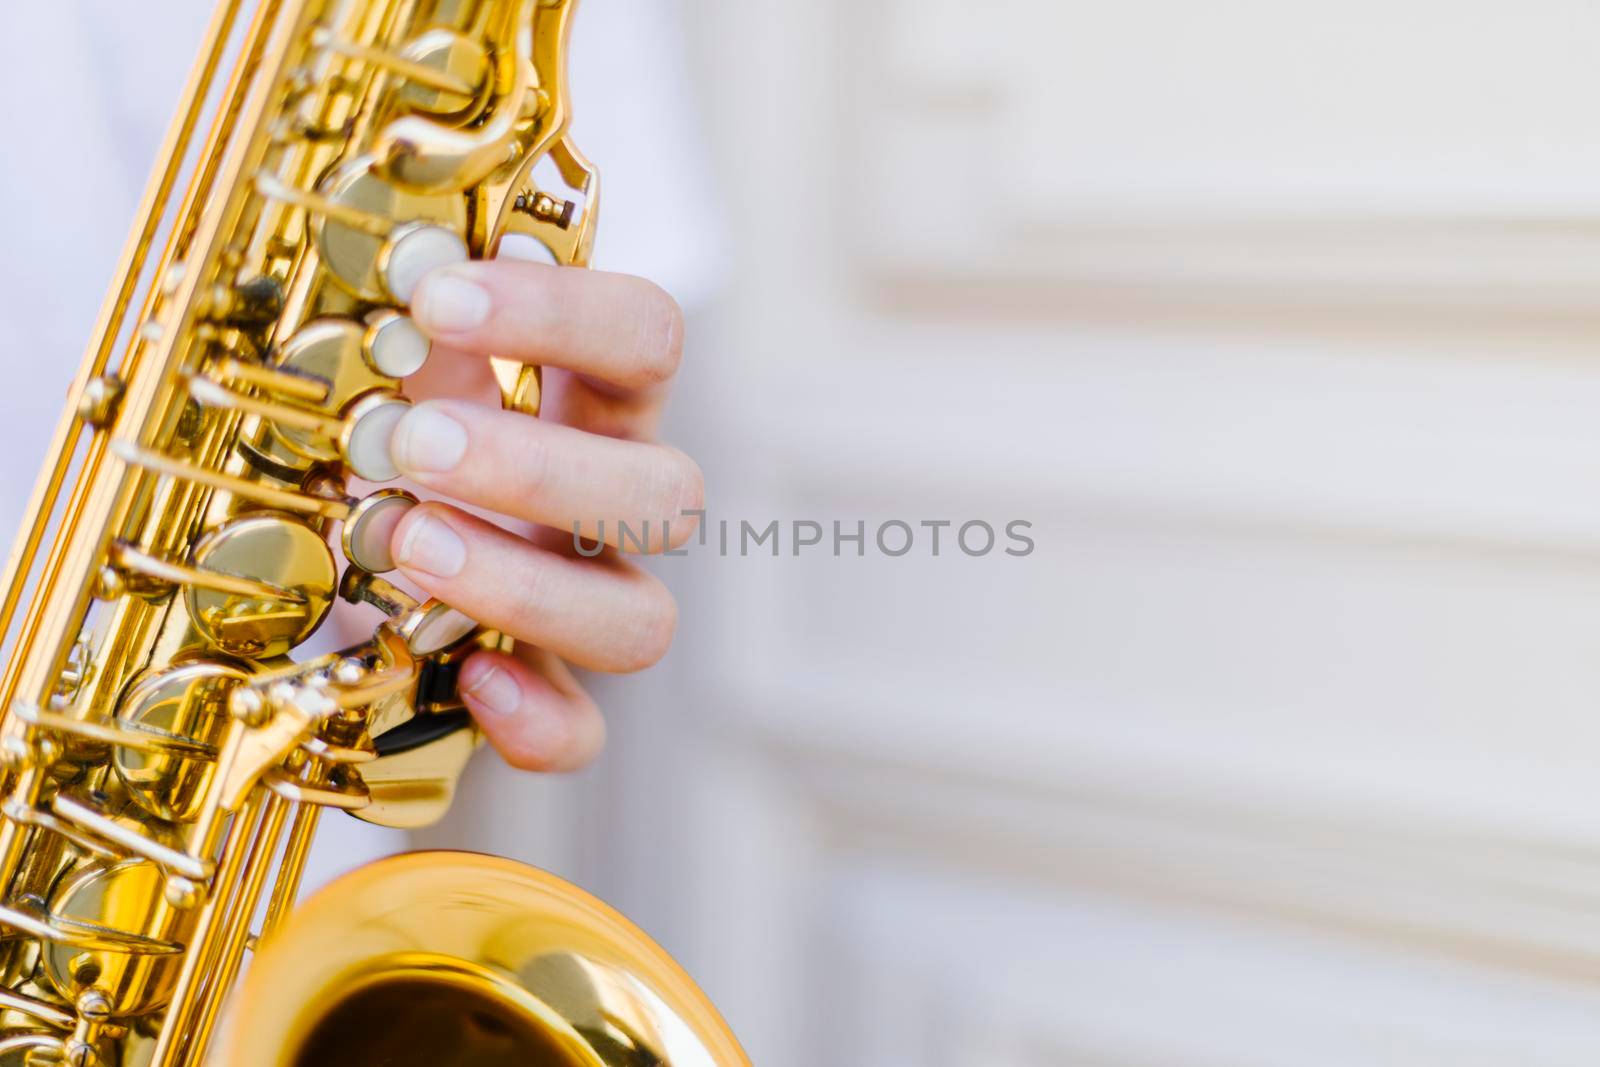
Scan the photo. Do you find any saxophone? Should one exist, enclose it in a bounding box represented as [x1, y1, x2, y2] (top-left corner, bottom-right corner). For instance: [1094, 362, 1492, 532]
[0, 2, 747, 1065]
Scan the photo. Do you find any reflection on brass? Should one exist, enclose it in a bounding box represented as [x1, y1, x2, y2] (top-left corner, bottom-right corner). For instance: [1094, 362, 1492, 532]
[349, 713, 475, 829]
[114, 662, 247, 823]
[43, 860, 193, 1018]
[0, 1, 745, 1065]
[233, 855, 749, 1067]
[270, 319, 390, 463]
[186, 515, 336, 659]
[76, 377, 125, 429]
[111, 441, 353, 521]
[312, 159, 468, 301]
[389, 29, 493, 121]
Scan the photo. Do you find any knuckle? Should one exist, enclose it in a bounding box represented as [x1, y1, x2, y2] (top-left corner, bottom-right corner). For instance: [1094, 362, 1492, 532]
[661, 451, 704, 550]
[617, 572, 677, 671]
[628, 280, 684, 387]
[502, 551, 555, 638]
[500, 414, 551, 494]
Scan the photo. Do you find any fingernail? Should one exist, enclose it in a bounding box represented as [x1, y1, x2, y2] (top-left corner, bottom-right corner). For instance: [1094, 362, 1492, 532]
[414, 269, 491, 333]
[461, 661, 521, 716]
[390, 403, 469, 474]
[394, 513, 467, 578]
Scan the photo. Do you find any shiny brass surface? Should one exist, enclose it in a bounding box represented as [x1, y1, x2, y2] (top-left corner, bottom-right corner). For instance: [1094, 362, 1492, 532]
[228, 854, 748, 1067]
[272, 319, 392, 465]
[0, 2, 746, 1064]
[113, 661, 246, 822]
[313, 160, 470, 301]
[350, 724, 475, 828]
[186, 513, 337, 658]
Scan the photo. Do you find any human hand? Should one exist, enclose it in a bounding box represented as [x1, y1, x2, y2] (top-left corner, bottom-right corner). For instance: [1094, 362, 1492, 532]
[386, 260, 699, 773]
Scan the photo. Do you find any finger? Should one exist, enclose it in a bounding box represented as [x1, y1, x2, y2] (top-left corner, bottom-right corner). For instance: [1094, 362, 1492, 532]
[391, 502, 678, 672]
[407, 347, 666, 442]
[411, 261, 683, 395]
[458, 647, 605, 772]
[389, 399, 703, 553]
[540, 367, 667, 442]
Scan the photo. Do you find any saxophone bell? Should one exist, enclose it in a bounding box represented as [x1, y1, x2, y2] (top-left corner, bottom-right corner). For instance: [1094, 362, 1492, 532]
[224, 853, 743, 1067]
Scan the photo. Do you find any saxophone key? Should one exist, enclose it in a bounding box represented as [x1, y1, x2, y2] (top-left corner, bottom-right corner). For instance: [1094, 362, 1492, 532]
[340, 488, 417, 573]
[41, 859, 194, 1019]
[362, 309, 431, 379]
[377, 221, 469, 303]
[252, 171, 392, 237]
[396, 600, 479, 657]
[308, 27, 486, 108]
[112, 663, 244, 823]
[298, 159, 468, 301]
[269, 319, 389, 464]
[255, 164, 470, 302]
[182, 371, 412, 483]
[183, 515, 336, 660]
[338, 391, 412, 482]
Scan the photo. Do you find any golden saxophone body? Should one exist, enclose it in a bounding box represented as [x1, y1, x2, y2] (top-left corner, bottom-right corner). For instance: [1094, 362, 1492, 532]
[0, 2, 747, 1064]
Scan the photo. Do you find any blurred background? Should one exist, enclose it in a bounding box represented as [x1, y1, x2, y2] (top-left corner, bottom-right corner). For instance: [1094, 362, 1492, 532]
[525, 2, 1600, 1063]
[14, 1, 1600, 1064]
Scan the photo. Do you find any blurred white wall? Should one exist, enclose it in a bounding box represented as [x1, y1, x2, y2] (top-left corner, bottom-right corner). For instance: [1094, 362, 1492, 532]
[438, 2, 1600, 1065]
